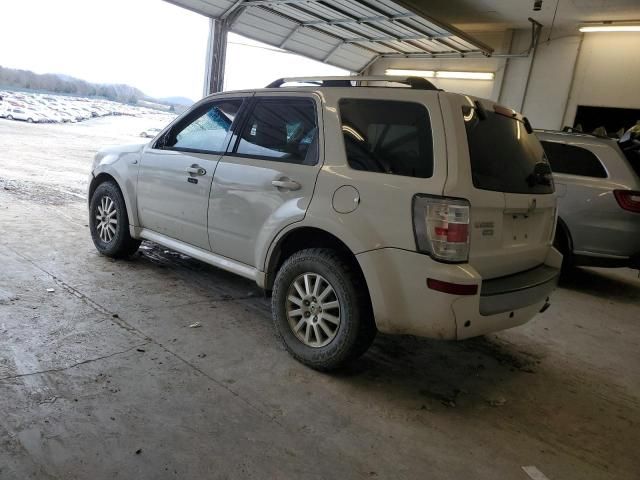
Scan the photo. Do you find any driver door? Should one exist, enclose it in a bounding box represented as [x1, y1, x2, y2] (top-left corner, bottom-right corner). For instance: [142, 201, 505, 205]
[136, 97, 247, 250]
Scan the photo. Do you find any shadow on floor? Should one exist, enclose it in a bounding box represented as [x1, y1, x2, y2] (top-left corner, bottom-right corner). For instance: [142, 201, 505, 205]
[559, 267, 640, 305]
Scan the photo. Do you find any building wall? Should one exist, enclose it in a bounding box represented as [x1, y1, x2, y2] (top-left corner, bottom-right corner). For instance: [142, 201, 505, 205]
[368, 31, 509, 102]
[369, 29, 640, 131]
[499, 29, 582, 130]
[562, 32, 640, 127]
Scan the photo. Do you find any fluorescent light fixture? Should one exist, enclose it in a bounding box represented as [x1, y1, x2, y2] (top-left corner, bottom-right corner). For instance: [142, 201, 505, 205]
[435, 71, 495, 80]
[385, 68, 494, 81]
[385, 68, 435, 77]
[579, 23, 640, 33]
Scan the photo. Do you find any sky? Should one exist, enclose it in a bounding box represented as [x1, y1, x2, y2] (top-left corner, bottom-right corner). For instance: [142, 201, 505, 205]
[0, 0, 347, 101]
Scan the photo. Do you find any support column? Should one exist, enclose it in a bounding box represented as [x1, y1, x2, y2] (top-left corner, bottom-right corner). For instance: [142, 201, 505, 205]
[203, 17, 229, 96]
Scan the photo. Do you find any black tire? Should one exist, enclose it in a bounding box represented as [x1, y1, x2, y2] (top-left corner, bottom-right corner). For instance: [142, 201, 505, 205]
[89, 181, 141, 258]
[7, 115, 13, 120]
[27, 118, 33, 123]
[272, 248, 376, 371]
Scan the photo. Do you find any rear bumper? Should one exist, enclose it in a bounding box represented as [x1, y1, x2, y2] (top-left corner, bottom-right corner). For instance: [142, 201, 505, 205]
[479, 265, 558, 315]
[356, 247, 562, 340]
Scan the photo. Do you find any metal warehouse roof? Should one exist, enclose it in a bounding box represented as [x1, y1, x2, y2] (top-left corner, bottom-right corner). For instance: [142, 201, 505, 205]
[165, 0, 494, 73]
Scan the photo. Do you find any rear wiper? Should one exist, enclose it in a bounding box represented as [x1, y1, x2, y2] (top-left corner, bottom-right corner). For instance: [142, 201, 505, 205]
[527, 162, 552, 187]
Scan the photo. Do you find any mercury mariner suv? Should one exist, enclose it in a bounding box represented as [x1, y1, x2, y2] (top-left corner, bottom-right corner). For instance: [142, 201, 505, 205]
[88, 76, 562, 370]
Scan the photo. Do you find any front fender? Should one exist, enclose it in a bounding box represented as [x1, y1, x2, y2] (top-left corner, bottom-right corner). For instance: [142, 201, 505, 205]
[90, 144, 144, 229]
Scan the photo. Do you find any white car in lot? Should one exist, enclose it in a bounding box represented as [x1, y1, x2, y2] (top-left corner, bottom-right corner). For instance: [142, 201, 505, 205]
[88, 76, 561, 370]
[4, 107, 46, 123]
[139, 127, 162, 138]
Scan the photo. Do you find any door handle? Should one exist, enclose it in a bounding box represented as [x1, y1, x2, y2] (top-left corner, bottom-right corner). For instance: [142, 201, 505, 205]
[272, 178, 301, 191]
[186, 165, 206, 176]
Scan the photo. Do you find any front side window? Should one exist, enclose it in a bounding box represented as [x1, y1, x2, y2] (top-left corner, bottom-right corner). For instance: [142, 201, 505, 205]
[162, 99, 243, 154]
[234, 98, 318, 165]
[540, 141, 608, 178]
[339, 99, 433, 178]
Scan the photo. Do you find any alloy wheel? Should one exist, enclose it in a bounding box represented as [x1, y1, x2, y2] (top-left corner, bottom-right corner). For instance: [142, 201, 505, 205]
[286, 273, 341, 348]
[95, 195, 118, 243]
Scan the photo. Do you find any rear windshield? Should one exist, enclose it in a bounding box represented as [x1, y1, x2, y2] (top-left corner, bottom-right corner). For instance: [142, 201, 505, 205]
[463, 106, 553, 194]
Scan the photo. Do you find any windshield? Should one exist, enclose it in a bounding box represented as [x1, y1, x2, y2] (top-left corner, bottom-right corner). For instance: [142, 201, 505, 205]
[463, 106, 553, 194]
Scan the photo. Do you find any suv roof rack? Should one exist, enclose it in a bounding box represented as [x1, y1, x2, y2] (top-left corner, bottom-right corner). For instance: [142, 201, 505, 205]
[265, 76, 440, 91]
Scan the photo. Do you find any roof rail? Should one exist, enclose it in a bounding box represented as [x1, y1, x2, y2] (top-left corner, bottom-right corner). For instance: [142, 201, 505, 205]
[534, 128, 612, 140]
[265, 76, 440, 91]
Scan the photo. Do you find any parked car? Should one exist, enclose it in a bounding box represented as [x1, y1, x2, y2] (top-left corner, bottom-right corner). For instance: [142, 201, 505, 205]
[88, 76, 561, 370]
[537, 129, 640, 269]
[4, 107, 46, 123]
[139, 127, 162, 138]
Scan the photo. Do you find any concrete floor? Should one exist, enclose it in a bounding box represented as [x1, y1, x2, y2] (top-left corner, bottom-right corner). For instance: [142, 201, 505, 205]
[1, 118, 639, 480]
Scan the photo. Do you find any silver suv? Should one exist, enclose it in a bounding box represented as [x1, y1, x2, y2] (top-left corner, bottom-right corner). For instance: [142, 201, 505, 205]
[88, 76, 561, 370]
[537, 130, 640, 269]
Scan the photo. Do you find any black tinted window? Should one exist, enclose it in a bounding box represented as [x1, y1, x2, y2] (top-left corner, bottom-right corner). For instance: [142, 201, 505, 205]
[165, 99, 242, 153]
[541, 141, 608, 178]
[235, 98, 318, 165]
[621, 148, 640, 178]
[464, 107, 553, 194]
[339, 99, 433, 178]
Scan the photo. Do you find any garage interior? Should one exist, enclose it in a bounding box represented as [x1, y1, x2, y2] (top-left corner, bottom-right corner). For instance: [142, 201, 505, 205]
[1, 1, 640, 479]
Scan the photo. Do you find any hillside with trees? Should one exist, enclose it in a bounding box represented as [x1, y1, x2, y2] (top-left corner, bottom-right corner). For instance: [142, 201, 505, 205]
[0, 65, 154, 105]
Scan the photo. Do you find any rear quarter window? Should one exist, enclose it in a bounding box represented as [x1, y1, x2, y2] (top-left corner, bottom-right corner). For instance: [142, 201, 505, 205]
[338, 99, 433, 178]
[540, 141, 608, 178]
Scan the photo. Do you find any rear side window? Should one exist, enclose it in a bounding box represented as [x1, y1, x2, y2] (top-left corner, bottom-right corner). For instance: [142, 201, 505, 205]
[463, 107, 553, 194]
[338, 99, 433, 178]
[234, 98, 318, 165]
[621, 148, 640, 178]
[541, 141, 608, 178]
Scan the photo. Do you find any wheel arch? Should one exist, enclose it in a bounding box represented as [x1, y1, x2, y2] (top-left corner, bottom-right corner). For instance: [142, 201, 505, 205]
[264, 227, 371, 302]
[555, 216, 574, 255]
[88, 172, 137, 229]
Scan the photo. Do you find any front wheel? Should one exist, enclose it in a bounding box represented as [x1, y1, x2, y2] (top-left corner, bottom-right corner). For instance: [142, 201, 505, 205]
[89, 181, 141, 258]
[272, 248, 376, 371]
[27, 118, 33, 123]
[7, 115, 13, 120]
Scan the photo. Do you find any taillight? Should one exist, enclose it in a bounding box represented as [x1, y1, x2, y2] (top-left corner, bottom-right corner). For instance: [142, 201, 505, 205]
[613, 190, 640, 213]
[413, 195, 471, 262]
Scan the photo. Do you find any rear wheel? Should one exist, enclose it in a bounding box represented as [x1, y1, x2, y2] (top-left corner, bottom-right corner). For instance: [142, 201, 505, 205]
[272, 248, 376, 371]
[89, 181, 140, 258]
[7, 115, 13, 120]
[27, 118, 33, 123]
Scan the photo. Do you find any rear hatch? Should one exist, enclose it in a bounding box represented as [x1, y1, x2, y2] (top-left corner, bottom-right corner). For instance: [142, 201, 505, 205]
[444, 96, 556, 279]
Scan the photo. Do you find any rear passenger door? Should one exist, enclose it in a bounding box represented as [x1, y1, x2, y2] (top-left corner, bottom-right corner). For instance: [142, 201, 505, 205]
[208, 94, 322, 267]
[540, 140, 609, 253]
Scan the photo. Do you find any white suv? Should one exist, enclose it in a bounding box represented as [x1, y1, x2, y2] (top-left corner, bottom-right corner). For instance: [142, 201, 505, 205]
[88, 76, 562, 370]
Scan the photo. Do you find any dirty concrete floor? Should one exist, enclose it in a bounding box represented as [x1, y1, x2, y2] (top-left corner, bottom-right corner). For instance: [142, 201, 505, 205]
[0, 118, 639, 480]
